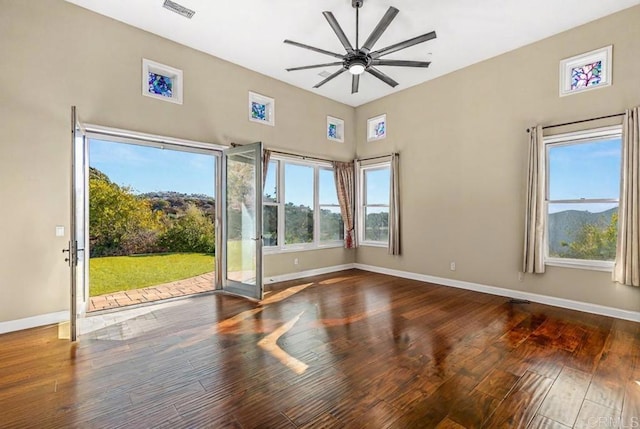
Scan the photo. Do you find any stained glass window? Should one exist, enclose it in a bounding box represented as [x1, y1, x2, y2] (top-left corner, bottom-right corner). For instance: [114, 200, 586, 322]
[571, 61, 602, 90]
[375, 121, 386, 138]
[328, 123, 338, 139]
[251, 102, 267, 121]
[148, 72, 173, 98]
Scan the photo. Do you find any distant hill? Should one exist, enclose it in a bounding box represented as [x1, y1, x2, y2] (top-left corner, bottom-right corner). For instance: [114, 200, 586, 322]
[139, 191, 215, 219]
[548, 208, 617, 256]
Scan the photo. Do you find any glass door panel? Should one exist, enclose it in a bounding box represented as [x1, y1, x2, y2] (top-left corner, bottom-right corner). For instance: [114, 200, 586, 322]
[222, 142, 263, 300]
[69, 106, 88, 341]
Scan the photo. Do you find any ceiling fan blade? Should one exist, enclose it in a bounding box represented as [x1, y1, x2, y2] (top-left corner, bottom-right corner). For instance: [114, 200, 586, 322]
[284, 39, 345, 59]
[322, 12, 355, 54]
[366, 67, 399, 88]
[286, 62, 344, 72]
[351, 74, 360, 94]
[370, 31, 437, 59]
[371, 60, 431, 68]
[361, 6, 399, 54]
[313, 68, 347, 88]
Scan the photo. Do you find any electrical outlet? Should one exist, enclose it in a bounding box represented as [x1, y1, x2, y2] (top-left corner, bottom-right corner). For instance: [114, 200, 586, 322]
[450, 262, 456, 271]
[294, 258, 299, 265]
[518, 272, 524, 282]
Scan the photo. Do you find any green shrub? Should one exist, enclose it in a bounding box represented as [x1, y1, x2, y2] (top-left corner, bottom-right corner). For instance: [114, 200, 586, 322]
[159, 204, 215, 254]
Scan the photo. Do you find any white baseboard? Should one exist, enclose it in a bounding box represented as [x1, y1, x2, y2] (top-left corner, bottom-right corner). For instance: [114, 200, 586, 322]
[265, 263, 356, 284]
[354, 263, 640, 323]
[0, 265, 356, 335]
[0, 311, 68, 335]
[4, 262, 636, 335]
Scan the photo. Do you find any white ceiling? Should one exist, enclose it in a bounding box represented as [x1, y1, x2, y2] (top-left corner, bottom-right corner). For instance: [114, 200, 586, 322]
[65, 0, 639, 107]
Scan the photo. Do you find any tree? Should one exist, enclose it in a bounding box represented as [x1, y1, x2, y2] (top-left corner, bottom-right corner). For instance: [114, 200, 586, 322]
[562, 212, 618, 260]
[158, 203, 215, 253]
[284, 203, 313, 244]
[319, 208, 344, 241]
[89, 168, 164, 257]
[365, 212, 389, 242]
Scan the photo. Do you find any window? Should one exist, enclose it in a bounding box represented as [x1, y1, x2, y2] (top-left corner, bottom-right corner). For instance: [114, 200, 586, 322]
[359, 162, 390, 246]
[263, 157, 343, 251]
[544, 126, 622, 270]
[285, 163, 314, 244]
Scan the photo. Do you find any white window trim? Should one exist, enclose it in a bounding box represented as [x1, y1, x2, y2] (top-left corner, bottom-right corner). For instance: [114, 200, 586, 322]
[543, 125, 622, 271]
[545, 258, 614, 272]
[263, 155, 344, 254]
[358, 160, 391, 247]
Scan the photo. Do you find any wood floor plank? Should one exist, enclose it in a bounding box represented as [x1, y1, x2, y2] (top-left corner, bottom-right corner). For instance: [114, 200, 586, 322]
[528, 415, 572, 429]
[0, 269, 635, 428]
[537, 366, 592, 427]
[483, 371, 554, 429]
[475, 368, 520, 400]
[621, 380, 640, 429]
[574, 400, 621, 429]
[436, 417, 467, 428]
[565, 325, 609, 374]
[446, 389, 501, 428]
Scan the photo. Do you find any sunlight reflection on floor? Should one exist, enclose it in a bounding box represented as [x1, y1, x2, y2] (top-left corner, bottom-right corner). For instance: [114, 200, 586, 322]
[80, 299, 189, 339]
[258, 311, 308, 375]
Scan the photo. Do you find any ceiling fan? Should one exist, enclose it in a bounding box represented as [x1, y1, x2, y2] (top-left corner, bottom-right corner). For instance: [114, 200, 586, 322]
[284, 0, 437, 94]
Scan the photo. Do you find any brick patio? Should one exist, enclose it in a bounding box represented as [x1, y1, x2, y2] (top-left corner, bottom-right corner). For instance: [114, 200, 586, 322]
[89, 272, 215, 312]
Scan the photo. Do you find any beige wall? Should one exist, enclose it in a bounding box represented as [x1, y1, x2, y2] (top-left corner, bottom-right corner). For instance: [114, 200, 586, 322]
[1, 0, 638, 325]
[0, 0, 355, 322]
[355, 6, 640, 312]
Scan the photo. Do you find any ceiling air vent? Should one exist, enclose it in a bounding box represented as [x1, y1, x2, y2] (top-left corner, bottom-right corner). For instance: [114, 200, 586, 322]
[162, 0, 196, 19]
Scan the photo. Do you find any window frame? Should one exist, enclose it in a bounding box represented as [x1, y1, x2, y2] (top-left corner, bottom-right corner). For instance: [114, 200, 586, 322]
[543, 125, 622, 271]
[358, 160, 391, 247]
[263, 155, 344, 254]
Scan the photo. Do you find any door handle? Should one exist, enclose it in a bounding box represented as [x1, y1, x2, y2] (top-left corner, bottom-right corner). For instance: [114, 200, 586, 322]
[62, 242, 82, 264]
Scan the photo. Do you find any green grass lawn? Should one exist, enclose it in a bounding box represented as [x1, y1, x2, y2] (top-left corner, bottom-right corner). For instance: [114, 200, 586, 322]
[89, 253, 215, 296]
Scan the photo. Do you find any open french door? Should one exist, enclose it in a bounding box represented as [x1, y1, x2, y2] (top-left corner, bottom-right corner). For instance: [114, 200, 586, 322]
[221, 142, 264, 300]
[68, 106, 89, 341]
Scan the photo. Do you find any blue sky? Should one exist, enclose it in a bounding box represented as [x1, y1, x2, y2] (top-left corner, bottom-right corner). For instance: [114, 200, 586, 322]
[90, 139, 216, 197]
[90, 140, 337, 206]
[548, 137, 621, 213]
[90, 137, 621, 214]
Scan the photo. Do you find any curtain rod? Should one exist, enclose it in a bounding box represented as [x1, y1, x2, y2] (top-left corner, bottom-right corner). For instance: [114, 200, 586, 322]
[526, 112, 625, 133]
[268, 149, 335, 163]
[268, 149, 398, 164]
[357, 153, 399, 162]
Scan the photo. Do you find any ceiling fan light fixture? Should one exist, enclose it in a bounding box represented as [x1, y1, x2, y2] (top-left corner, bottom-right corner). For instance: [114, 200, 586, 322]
[349, 62, 366, 75]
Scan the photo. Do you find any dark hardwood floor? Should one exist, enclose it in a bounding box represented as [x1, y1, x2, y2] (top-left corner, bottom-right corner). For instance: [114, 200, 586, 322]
[0, 270, 638, 428]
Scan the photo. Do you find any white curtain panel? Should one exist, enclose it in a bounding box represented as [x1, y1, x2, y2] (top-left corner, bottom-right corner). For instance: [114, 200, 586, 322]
[523, 125, 546, 274]
[388, 153, 401, 255]
[614, 107, 640, 287]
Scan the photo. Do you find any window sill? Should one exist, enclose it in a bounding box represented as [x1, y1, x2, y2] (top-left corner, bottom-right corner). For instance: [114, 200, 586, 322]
[545, 258, 613, 272]
[264, 242, 344, 255]
[359, 241, 388, 248]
